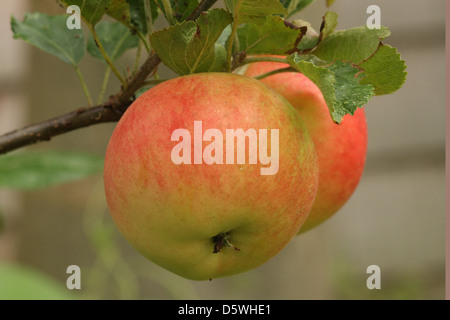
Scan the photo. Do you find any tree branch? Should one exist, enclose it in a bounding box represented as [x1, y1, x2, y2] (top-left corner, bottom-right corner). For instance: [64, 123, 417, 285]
[0, 0, 218, 156]
[0, 102, 131, 154]
[187, 0, 219, 20]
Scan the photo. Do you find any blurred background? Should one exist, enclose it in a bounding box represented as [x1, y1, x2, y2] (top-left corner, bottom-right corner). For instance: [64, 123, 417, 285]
[0, 0, 445, 299]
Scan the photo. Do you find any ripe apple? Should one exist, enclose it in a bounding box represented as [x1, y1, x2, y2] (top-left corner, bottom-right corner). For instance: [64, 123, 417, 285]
[103, 72, 318, 280]
[245, 59, 367, 233]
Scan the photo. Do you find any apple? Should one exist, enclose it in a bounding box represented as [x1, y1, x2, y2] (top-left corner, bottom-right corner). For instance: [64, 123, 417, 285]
[103, 72, 318, 280]
[245, 59, 367, 233]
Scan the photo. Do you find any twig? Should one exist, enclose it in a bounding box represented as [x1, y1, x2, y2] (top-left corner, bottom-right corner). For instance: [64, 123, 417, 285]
[242, 56, 288, 65]
[226, 0, 242, 72]
[160, 0, 176, 25]
[97, 67, 112, 105]
[187, 0, 219, 20]
[89, 25, 127, 89]
[253, 67, 296, 80]
[74, 65, 94, 106]
[0, 102, 131, 155]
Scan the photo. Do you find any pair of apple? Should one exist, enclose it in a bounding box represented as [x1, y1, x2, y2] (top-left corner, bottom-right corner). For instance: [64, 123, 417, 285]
[103, 60, 367, 280]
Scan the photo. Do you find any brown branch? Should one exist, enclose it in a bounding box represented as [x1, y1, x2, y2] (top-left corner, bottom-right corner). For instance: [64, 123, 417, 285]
[187, 0, 219, 20]
[0, 0, 218, 156]
[0, 102, 131, 154]
[113, 52, 161, 106]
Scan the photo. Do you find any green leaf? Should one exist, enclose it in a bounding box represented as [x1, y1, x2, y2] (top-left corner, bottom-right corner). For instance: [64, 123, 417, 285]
[313, 25, 391, 64]
[320, 10, 338, 38]
[87, 21, 139, 62]
[0, 152, 104, 190]
[216, 24, 232, 48]
[157, 0, 199, 23]
[237, 15, 305, 54]
[127, 0, 158, 34]
[225, 0, 287, 24]
[287, 53, 374, 123]
[57, 0, 109, 27]
[135, 86, 152, 98]
[213, 25, 233, 71]
[106, 0, 158, 33]
[326, 0, 335, 7]
[11, 13, 85, 66]
[105, 0, 133, 26]
[359, 44, 407, 95]
[280, 0, 315, 18]
[328, 61, 375, 121]
[286, 53, 336, 116]
[150, 9, 233, 75]
[0, 263, 74, 300]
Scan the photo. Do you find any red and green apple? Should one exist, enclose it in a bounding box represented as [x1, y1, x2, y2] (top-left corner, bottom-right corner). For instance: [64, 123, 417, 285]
[103, 72, 318, 280]
[245, 59, 367, 233]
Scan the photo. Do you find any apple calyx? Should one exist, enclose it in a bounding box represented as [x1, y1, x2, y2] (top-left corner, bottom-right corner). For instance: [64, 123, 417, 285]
[212, 232, 240, 253]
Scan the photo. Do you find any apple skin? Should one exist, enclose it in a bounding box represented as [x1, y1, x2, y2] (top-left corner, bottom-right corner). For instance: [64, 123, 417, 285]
[103, 73, 318, 280]
[245, 60, 368, 233]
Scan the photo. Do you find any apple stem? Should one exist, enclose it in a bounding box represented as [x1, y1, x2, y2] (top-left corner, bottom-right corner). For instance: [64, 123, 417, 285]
[253, 67, 296, 81]
[212, 232, 240, 253]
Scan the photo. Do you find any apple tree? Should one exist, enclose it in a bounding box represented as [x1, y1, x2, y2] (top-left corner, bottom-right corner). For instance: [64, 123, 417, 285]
[0, 0, 407, 289]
